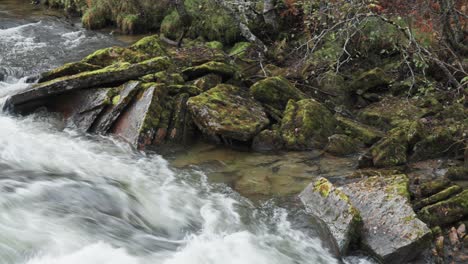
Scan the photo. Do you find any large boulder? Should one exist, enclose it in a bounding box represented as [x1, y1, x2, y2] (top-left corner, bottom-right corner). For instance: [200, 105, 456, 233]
[342, 175, 432, 263]
[280, 99, 337, 150]
[111, 83, 168, 149]
[187, 84, 269, 142]
[300, 177, 362, 254]
[250, 76, 306, 112]
[5, 57, 171, 112]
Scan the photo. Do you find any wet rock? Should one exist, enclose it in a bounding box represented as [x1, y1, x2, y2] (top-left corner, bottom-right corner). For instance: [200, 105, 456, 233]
[299, 177, 362, 254]
[413, 185, 463, 210]
[369, 121, 425, 167]
[250, 76, 306, 112]
[38, 62, 101, 83]
[280, 99, 337, 150]
[325, 134, 361, 156]
[111, 83, 168, 149]
[90, 81, 141, 134]
[6, 57, 171, 111]
[182, 61, 236, 81]
[336, 116, 383, 145]
[418, 190, 468, 227]
[192, 74, 223, 91]
[252, 129, 284, 152]
[187, 84, 269, 142]
[139, 71, 184, 85]
[342, 174, 432, 263]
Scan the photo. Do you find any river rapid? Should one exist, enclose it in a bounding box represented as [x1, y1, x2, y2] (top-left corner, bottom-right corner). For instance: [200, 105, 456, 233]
[0, 2, 370, 264]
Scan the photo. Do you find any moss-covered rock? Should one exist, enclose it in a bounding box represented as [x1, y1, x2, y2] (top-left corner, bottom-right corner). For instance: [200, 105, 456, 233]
[130, 35, 166, 57]
[358, 97, 428, 130]
[38, 62, 101, 83]
[82, 46, 151, 67]
[419, 178, 452, 198]
[250, 76, 306, 112]
[370, 121, 426, 167]
[167, 93, 195, 144]
[167, 84, 201, 96]
[6, 57, 171, 111]
[342, 174, 431, 263]
[300, 177, 362, 254]
[350, 67, 392, 94]
[139, 71, 184, 85]
[336, 116, 383, 146]
[228, 42, 252, 58]
[414, 185, 463, 210]
[325, 134, 361, 156]
[251, 129, 284, 152]
[187, 84, 269, 142]
[182, 61, 236, 81]
[418, 190, 468, 227]
[317, 71, 350, 106]
[160, 0, 240, 44]
[280, 99, 337, 150]
[445, 166, 468, 181]
[192, 74, 223, 91]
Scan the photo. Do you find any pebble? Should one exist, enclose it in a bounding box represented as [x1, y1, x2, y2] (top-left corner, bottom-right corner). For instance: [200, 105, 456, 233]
[457, 223, 466, 238]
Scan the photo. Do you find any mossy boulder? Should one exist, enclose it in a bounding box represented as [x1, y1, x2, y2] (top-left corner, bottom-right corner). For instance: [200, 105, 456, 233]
[336, 116, 383, 145]
[6, 57, 171, 111]
[342, 175, 431, 263]
[38, 62, 100, 83]
[160, 0, 240, 44]
[300, 177, 362, 254]
[325, 134, 361, 156]
[182, 61, 236, 81]
[280, 99, 337, 150]
[83, 46, 150, 67]
[139, 71, 184, 85]
[418, 190, 468, 227]
[251, 129, 284, 152]
[358, 97, 428, 130]
[419, 178, 452, 198]
[187, 84, 269, 142]
[130, 35, 166, 57]
[414, 185, 463, 210]
[370, 121, 426, 167]
[445, 166, 468, 181]
[167, 84, 201, 96]
[250, 76, 306, 112]
[228, 42, 252, 59]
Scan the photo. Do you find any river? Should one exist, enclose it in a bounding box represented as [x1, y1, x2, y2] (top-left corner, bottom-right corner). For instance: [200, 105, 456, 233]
[0, 2, 370, 264]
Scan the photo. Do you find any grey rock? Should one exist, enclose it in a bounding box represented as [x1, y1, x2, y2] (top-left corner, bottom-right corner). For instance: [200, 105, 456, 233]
[342, 174, 432, 264]
[299, 177, 362, 254]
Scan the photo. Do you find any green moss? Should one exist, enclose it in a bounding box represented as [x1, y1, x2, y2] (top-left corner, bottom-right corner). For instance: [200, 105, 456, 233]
[83, 46, 150, 67]
[206, 41, 224, 50]
[414, 185, 463, 210]
[229, 42, 251, 57]
[167, 85, 202, 96]
[445, 167, 468, 181]
[420, 178, 451, 197]
[350, 67, 392, 93]
[112, 95, 121, 105]
[313, 178, 332, 197]
[39, 62, 101, 83]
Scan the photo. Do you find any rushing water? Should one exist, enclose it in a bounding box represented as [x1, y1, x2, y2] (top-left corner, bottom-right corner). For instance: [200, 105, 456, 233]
[0, 4, 373, 264]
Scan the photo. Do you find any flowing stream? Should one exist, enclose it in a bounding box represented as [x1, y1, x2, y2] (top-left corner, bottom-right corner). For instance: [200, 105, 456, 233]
[0, 4, 370, 264]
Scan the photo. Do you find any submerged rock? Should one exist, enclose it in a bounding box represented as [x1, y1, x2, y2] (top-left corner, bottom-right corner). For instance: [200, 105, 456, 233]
[418, 190, 468, 227]
[187, 84, 269, 142]
[280, 99, 337, 150]
[6, 57, 171, 111]
[342, 174, 432, 263]
[300, 177, 362, 254]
